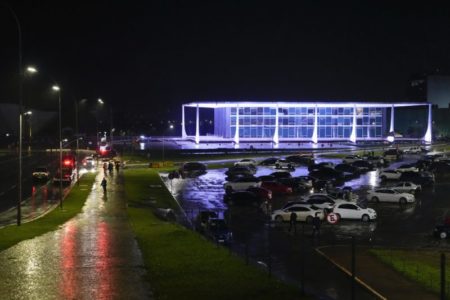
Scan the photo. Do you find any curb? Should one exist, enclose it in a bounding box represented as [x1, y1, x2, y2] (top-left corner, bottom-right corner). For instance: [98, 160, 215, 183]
[315, 245, 387, 300]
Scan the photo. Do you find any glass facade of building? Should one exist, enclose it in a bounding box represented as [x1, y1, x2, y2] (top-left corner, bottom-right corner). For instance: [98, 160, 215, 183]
[229, 106, 383, 139]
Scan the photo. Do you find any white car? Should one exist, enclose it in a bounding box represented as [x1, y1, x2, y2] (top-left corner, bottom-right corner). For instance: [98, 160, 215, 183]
[396, 164, 419, 173]
[363, 156, 385, 167]
[390, 182, 422, 194]
[367, 188, 415, 204]
[379, 170, 402, 180]
[299, 193, 347, 210]
[32, 167, 50, 181]
[234, 159, 257, 168]
[403, 147, 423, 154]
[224, 177, 261, 192]
[271, 204, 325, 223]
[332, 203, 377, 222]
[342, 155, 362, 164]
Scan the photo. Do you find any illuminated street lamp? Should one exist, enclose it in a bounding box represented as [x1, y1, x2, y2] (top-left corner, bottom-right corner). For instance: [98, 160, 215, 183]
[52, 85, 63, 209]
[26, 66, 37, 74]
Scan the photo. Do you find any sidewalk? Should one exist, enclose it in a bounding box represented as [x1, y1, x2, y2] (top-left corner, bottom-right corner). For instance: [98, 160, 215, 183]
[317, 245, 438, 300]
[0, 167, 153, 299]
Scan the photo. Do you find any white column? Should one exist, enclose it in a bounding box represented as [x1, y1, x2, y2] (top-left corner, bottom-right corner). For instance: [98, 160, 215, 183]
[181, 105, 187, 139]
[350, 105, 356, 143]
[311, 105, 318, 143]
[273, 105, 279, 144]
[234, 105, 239, 144]
[195, 104, 200, 144]
[389, 105, 394, 133]
[423, 103, 432, 143]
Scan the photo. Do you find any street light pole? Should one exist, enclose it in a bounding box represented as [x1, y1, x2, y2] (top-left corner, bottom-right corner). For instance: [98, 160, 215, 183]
[75, 99, 80, 185]
[2, 2, 23, 226]
[53, 85, 63, 209]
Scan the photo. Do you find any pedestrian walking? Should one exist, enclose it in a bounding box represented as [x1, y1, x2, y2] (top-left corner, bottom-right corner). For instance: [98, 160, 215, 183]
[288, 211, 297, 233]
[101, 177, 107, 193]
[312, 212, 321, 237]
[108, 161, 114, 174]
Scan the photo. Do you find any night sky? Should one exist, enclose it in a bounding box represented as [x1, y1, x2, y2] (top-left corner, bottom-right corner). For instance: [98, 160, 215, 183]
[1, 1, 450, 130]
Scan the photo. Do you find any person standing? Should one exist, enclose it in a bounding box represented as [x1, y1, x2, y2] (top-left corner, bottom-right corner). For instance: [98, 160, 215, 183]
[312, 212, 321, 237]
[288, 211, 297, 233]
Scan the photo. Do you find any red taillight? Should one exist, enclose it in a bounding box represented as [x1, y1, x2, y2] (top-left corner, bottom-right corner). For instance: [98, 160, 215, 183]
[63, 159, 72, 166]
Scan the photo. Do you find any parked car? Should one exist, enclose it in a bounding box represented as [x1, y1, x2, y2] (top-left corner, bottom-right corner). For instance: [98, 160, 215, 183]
[342, 155, 362, 164]
[399, 171, 435, 186]
[396, 164, 419, 173]
[261, 181, 293, 195]
[32, 167, 50, 181]
[327, 188, 358, 202]
[275, 159, 295, 170]
[179, 162, 207, 177]
[271, 204, 324, 224]
[223, 191, 264, 206]
[309, 168, 345, 182]
[383, 149, 403, 161]
[204, 218, 232, 244]
[82, 156, 95, 169]
[194, 211, 218, 233]
[234, 159, 257, 168]
[298, 193, 347, 210]
[367, 188, 415, 204]
[258, 175, 276, 182]
[277, 176, 312, 192]
[332, 203, 377, 222]
[379, 169, 402, 181]
[390, 182, 421, 194]
[285, 155, 315, 166]
[247, 186, 272, 200]
[270, 171, 292, 179]
[403, 146, 423, 154]
[351, 160, 374, 171]
[224, 176, 261, 192]
[334, 163, 361, 177]
[308, 162, 334, 172]
[429, 161, 450, 174]
[259, 157, 279, 166]
[225, 166, 255, 177]
[362, 156, 386, 167]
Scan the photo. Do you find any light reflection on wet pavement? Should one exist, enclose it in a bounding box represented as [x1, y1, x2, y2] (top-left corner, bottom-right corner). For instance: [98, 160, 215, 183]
[0, 169, 151, 300]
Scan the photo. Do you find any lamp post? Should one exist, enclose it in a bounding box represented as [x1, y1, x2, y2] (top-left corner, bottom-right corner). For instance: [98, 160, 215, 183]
[24, 110, 32, 154]
[162, 124, 174, 162]
[2, 2, 23, 226]
[52, 85, 63, 209]
[97, 98, 114, 152]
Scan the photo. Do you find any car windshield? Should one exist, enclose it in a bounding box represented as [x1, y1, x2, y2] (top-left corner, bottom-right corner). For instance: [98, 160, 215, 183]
[209, 220, 228, 230]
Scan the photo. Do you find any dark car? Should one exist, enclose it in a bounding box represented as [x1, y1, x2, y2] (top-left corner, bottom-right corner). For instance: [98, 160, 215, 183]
[204, 218, 232, 244]
[224, 191, 264, 206]
[429, 161, 450, 174]
[434, 224, 450, 239]
[399, 171, 435, 186]
[270, 171, 292, 179]
[194, 211, 219, 233]
[351, 160, 374, 171]
[258, 175, 276, 182]
[277, 177, 311, 192]
[334, 163, 361, 177]
[247, 187, 272, 200]
[179, 162, 207, 177]
[308, 162, 334, 172]
[285, 155, 315, 166]
[259, 157, 279, 166]
[309, 167, 344, 182]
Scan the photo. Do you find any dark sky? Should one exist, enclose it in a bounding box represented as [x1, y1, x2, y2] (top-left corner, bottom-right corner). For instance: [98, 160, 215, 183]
[1, 1, 450, 119]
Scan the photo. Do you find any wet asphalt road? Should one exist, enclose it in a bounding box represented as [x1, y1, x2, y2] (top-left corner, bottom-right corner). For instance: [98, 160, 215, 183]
[0, 168, 152, 300]
[163, 154, 450, 299]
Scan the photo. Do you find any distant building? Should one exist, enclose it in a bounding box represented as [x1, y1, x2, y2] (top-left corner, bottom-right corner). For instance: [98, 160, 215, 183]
[181, 101, 432, 144]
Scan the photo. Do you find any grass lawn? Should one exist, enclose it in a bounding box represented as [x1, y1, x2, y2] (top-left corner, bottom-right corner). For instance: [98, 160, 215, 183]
[124, 168, 305, 300]
[370, 248, 450, 295]
[0, 173, 96, 251]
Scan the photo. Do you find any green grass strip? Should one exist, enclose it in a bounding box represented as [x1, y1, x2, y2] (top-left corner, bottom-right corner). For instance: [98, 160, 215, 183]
[370, 248, 450, 296]
[0, 173, 96, 251]
[124, 168, 305, 300]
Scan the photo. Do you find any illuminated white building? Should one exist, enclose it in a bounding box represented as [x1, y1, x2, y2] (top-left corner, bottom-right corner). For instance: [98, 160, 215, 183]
[181, 102, 432, 144]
